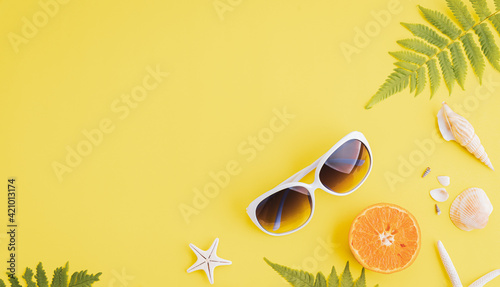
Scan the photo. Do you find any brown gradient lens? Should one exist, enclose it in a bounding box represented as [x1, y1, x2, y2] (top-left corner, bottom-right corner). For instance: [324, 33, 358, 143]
[256, 186, 312, 234]
[319, 139, 370, 193]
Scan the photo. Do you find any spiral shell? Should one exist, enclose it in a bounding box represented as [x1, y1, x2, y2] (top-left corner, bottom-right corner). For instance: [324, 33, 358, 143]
[437, 102, 494, 170]
[450, 187, 493, 231]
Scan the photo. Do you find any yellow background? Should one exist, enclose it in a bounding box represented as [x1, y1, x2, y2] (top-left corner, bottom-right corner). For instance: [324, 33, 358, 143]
[1, 0, 500, 286]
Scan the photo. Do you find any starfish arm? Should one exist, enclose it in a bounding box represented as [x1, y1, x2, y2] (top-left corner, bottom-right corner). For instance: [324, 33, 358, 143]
[210, 255, 232, 266]
[437, 241, 463, 287]
[207, 238, 220, 257]
[189, 243, 208, 259]
[469, 269, 500, 287]
[206, 262, 215, 284]
[187, 258, 206, 273]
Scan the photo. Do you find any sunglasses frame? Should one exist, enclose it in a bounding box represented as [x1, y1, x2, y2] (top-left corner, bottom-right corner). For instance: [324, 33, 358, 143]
[246, 131, 373, 236]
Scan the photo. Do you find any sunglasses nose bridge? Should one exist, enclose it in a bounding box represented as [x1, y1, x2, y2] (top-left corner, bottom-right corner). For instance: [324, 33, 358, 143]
[309, 178, 322, 191]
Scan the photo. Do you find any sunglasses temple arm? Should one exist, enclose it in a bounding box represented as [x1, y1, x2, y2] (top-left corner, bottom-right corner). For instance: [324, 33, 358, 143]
[279, 157, 322, 185]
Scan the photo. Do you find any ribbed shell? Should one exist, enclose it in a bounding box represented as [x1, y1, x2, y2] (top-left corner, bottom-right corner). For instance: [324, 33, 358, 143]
[450, 187, 493, 231]
[438, 102, 494, 170]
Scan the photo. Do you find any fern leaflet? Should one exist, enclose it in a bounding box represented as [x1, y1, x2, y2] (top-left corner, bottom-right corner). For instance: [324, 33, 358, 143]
[446, 0, 475, 30]
[449, 42, 467, 88]
[314, 273, 327, 287]
[389, 51, 427, 65]
[366, 68, 410, 108]
[470, 0, 492, 20]
[68, 271, 102, 287]
[437, 51, 455, 93]
[328, 265, 339, 287]
[419, 6, 461, 39]
[353, 269, 366, 287]
[397, 38, 437, 57]
[461, 32, 485, 82]
[36, 263, 49, 287]
[264, 258, 315, 287]
[339, 262, 353, 287]
[415, 66, 426, 96]
[8, 276, 22, 287]
[427, 59, 441, 97]
[23, 268, 37, 287]
[401, 23, 449, 48]
[51, 262, 69, 287]
[473, 23, 500, 70]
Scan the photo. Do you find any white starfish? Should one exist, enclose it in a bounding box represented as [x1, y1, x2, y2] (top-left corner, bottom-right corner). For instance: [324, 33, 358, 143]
[187, 238, 231, 284]
[437, 241, 500, 287]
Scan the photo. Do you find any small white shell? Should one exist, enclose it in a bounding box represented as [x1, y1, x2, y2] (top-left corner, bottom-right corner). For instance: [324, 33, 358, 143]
[437, 176, 450, 187]
[430, 188, 449, 202]
[450, 187, 493, 231]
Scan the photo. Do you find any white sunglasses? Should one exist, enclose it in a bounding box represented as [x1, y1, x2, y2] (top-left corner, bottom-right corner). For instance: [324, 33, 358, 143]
[246, 131, 373, 236]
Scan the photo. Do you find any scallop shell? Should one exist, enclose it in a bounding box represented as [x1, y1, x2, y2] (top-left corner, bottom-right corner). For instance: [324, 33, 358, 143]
[430, 188, 449, 202]
[437, 102, 494, 170]
[450, 187, 493, 231]
[437, 176, 450, 187]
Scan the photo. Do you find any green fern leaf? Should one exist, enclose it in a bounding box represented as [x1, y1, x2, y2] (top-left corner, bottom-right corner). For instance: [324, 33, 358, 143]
[418, 6, 461, 39]
[23, 268, 37, 287]
[389, 51, 426, 65]
[437, 51, 455, 93]
[495, 0, 500, 10]
[401, 23, 449, 48]
[461, 32, 485, 83]
[449, 42, 467, 89]
[489, 14, 500, 36]
[353, 268, 366, 287]
[365, 68, 410, 108]
[264, 258, 315, 287]
[36, 263, 49, 287]
[426, 58, 440, 97]
[68, 271, 101, 287]
[474, 23, 500, 70]
[409, 71, 417, 92]
[415, 66, 426, 96]
[314, 272, 327, 287]
[8, 275, 22, 287]
[446, 0, 475, 30]
[327, 265, 339, 287]
[0, 279, 5, 287]
[339, 262, 353, 287]
[469, 0, 491, 20]
[397, 38, 437, 57]
[394, 61, 418, 71]
[51, 263, 69, 287]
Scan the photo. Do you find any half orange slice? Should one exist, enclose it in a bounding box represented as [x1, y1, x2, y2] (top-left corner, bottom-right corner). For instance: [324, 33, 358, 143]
[349, 203, 421, 274]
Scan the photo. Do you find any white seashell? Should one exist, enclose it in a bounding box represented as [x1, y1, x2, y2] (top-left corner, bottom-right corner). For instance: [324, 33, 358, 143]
[437, 176, 450, 187]
[430, 188, 449, 202]
[437, 102, 494, 170]
[450, 187, 493, 231]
